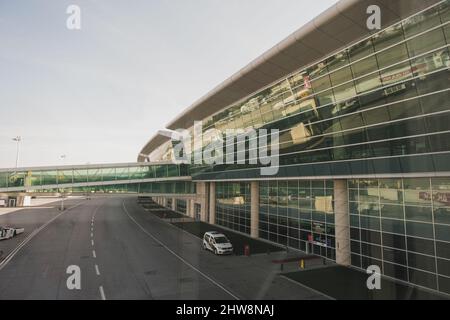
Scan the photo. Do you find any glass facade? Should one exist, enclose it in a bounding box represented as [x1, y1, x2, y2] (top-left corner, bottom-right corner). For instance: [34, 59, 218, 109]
[259, 180, 335, 260]
[179, 0, 450, 180]
[43, 181, 195, 195]
[136, 2, 450, 295]
[176, 199, 187, 215]
[156, 181, 194, 195]
[349, 177, 450, 294]
[0, 164, 190, 191]
[215, 182, 251, 234]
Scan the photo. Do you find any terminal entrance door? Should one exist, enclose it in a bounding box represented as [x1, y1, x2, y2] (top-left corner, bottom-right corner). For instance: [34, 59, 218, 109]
[194, 203, 201, 221]
[8, 198, 16, 207]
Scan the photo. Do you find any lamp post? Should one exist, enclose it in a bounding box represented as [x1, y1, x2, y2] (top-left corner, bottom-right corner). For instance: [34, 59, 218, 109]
[60, 155, 67, 211]
[12, 136, 21, 168]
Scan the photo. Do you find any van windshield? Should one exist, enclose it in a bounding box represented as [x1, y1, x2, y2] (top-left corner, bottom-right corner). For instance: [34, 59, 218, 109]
[215, 237, 229, 244]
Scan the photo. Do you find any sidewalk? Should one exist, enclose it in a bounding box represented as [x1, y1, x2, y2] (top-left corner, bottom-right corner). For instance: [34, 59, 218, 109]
[130, 199, 328, 299]
[283, 265, 449, 300]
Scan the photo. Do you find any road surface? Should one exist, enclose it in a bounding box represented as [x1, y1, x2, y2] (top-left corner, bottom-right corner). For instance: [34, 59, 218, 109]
[0, 197, 326, 300]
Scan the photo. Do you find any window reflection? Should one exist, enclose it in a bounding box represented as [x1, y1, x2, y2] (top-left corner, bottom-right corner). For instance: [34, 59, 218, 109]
[350, 177, 450, 295]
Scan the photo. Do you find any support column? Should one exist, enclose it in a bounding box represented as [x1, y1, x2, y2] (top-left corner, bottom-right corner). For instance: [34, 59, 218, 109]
[172, 198, 177, 211]
[196, 182, 208, 222]
[250, 181, 260, 239]
[186, 199, 190, 217]
[334, 180, 351, 266]
[189, 199, 195, 219]
[209, 182, 216, 225]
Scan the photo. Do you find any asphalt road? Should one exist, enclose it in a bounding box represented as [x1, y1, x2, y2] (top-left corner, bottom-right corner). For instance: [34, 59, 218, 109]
[0, 197, 326, 300]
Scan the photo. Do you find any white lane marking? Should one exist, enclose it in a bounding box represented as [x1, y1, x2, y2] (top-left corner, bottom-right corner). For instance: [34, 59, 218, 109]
[91, 240, 94, 246]
[92, 250, 97, 258]
[99, 286, 106, 300]
[95, 264, 100, 276]
[122, 201, 240, 300]
[91, 233, 93, 238]
[0, 202, 85, 272]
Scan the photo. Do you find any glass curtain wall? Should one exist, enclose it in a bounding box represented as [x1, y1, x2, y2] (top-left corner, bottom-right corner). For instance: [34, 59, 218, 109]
[215, 182, 251, 234]
[175, 1, 450, 179]
[349, 177, 450, 294]
[259, 180, 335, 260]
[0, 164, 190, 191]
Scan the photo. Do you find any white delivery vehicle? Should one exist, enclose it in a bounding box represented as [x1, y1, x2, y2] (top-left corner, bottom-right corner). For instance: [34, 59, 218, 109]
[203, 231, 233, 255]
[0, 226, 25, 241]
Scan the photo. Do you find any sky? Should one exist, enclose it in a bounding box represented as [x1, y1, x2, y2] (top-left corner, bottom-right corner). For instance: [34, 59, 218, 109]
[0, 0, 338, 168]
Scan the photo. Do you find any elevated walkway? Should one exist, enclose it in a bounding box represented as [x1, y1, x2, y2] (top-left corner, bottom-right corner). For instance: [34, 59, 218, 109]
[0, 162, 191, 193]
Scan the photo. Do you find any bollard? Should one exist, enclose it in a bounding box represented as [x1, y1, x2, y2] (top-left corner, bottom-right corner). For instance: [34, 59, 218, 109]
[300, 259, 305, 270]
[244, 245, 250, 257]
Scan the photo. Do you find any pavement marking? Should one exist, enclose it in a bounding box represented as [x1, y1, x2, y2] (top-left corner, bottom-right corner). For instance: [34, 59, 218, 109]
[91, 240, 95, 246]
[91, 233, 94, 238]
[122, 200, 240, 300]
[92, 250, 97, 258]
[99, 286, 106, 300]
[95, 264, 101, 276]
[279, 275, 336, 300]
[0, 202, 86, 272]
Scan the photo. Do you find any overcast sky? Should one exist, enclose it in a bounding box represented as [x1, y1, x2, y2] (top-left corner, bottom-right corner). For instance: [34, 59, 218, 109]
[0, 0, 337, 168]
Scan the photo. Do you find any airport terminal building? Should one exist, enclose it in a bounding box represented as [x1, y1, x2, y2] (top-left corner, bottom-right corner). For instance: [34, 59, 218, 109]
[3, 0, 448, 297]
[137, 0, 450, 295]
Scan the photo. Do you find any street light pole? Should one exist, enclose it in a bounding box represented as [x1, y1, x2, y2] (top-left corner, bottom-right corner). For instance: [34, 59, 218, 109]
[12, 136, 21, 168]
[60, 155, 67, 211]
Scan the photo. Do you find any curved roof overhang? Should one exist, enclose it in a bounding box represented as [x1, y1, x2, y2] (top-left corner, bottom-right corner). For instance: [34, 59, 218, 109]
[138, 0, 442, 162]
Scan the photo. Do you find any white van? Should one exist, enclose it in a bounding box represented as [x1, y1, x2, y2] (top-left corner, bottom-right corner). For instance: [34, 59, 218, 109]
[203, 231, 233, 255]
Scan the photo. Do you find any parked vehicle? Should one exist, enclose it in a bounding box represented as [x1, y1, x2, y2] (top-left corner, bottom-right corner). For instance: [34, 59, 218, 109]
[0, 226, 25, 241]
[203, 231, 233, 255]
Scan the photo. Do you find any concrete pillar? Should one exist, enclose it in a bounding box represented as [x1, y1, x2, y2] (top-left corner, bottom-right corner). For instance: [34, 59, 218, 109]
[334, 180, 351, 266]
[172, 198, 177, 211]
[250, 182, 260, 239]
[189, 199, 195, 219]
[196, 182, 208, 222]
[186, 199, 190, 217]
[209, 182, 216, 225]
